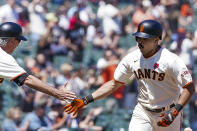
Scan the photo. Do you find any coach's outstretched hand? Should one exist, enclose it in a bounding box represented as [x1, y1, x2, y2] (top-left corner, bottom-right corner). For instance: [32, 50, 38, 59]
[64, 94, 94, 116]
[157, 104, 182, 127]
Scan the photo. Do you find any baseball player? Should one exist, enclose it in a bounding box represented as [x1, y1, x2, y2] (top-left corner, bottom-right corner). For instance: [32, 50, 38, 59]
[0, 22, 76, 101]
[64, 20, 195, 131]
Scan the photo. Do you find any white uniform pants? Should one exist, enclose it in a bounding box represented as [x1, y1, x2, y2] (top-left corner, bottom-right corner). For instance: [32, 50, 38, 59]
[129, 103, 182, 131]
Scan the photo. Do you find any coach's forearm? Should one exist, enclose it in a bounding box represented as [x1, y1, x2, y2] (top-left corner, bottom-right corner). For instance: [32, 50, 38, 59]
[178, 82, 195, 107]
[24, 75, 58, 97]
[92, 79, 123, 101]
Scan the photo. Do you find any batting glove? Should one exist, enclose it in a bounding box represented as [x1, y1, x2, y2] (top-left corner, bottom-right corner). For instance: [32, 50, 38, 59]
[157, 104, 183, 127]
[64, 94, 94, 116]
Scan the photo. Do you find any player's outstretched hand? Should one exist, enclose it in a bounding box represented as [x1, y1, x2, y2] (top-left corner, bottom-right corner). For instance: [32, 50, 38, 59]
[157, 104, 183, 127]
[64, 98, 86, 116]
[64, 94, 94, 116]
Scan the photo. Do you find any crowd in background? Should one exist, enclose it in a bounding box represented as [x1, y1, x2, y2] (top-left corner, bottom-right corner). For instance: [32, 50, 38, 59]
[0, 0, 197, 130]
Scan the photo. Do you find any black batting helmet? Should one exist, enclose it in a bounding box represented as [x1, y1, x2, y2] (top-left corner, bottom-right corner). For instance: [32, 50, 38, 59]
[133, 20, 162, 40]
[0, 22, 27, 41]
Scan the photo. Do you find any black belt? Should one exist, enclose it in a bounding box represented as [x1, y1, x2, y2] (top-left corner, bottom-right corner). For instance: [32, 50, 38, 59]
[145, 103, 175, 113]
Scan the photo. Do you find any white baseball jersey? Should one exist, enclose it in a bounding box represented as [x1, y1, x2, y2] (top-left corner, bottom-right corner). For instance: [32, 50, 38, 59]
[0, 47, 26, 84]
[114, 47, 192, 109]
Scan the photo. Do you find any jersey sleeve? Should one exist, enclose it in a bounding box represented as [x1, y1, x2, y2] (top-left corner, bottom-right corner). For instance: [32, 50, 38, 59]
[0, 54, 26, 81]
[114, 56, 133, 84]
[170, 56, 192, 88]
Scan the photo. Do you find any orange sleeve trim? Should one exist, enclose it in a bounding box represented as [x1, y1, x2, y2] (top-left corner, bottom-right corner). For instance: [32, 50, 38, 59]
[113, 79, 125, 84]
[10, 72, 27, 81]
[182, 81, 193, 88]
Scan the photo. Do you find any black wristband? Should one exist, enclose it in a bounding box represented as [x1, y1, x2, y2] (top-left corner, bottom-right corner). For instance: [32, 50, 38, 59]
[82, 94, 94, 105]
[174, 104, 183, 112]
[13, 73, 29, 86]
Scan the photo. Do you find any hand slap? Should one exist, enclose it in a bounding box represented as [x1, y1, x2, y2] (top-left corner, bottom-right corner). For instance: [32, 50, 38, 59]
[64, 98, 85, 116]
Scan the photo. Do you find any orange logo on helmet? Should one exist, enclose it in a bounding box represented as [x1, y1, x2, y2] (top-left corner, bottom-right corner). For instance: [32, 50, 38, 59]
[140, 25, 144, 32]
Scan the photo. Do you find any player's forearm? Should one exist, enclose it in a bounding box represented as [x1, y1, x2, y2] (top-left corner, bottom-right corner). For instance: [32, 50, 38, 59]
[24, 75, 58, 98]
[64, 79, 123, 115]
[92, 79, 123, 101]
[178, 82, 195, 107]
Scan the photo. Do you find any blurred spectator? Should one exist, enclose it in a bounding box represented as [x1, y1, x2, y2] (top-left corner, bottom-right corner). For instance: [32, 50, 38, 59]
[0, 0, 18, 23]
[118, 5, 134, 36]
[37, 23, 54, 62]
[86, 68, 102, 89]
[57, 5, 70, 31]
[2, 107, 29, 131]
[92, 27, 106, 49]
[151, 1, 168, 20]
[37, 16, 68, 61]
[48, 100, 64, 123]
[55, 63, 73, 87]
[189, 86, 197, 130]
[17, 0, 30, 28]
[77, 0, 95, 24]
[0, 91, 3, 129]
[28, 0, 47, 45]
[131, 0, 155, 32]
[48, 99, 77, 130]
[35, 53, 52, 71]
[69, 67, 89, 96]
[68, 10, 88, 33]
[68, 10, 88, 62]
[0, 91, 3, 110]
[24, 57, 40, 76]
[79, 107, 103, 131]
[20, 102, 51, 131]
[19, 89, 35, 113]
[97, 50, 125, 107]
[45, 13, 69, 56]
[162, 0, 179, 34]
[192, 30, 197, 61]
[50, 35, 69, 56]
[20, 99, 77, 131]
[97, 0, 120, 35]
[97, 50, 119, 84]
[179, 31, 197, 70]
[86, 19, 100, 43]
[92, 29, 120, 51]
[178, 3, 193, 33]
